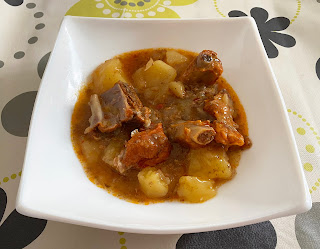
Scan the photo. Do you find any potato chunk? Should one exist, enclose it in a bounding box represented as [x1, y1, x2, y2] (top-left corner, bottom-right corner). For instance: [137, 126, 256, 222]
[133, 60, 177, 88]
[81, 140, 101, 164]
[169, 81, 185, 98]
[132, 67, 145, 89]
[102, 139, 124, 166]
[177, 176, 216, 203]
[92, 58, 127, 93]
[138, 167, 170, 198]
[188, 147, 232, 180]
[166, 50, 188, 66]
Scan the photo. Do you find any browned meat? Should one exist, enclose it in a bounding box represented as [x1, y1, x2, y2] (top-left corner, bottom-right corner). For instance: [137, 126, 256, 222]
[180, 50, 223, 85]
[204, 90, 244, 146]
[213, 122, 244, 146]
[85, 81, 151, 134]
[169, 120, 216, 148]
[117, 81, 151, 126]
[205, 90, 238, 127]
[111, 152, 132, 175]
[117, 123, 171, 171]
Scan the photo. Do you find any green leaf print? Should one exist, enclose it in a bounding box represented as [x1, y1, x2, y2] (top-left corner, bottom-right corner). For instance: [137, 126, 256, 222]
[170, 0, 198, 6]
[66, 0, 198, 19]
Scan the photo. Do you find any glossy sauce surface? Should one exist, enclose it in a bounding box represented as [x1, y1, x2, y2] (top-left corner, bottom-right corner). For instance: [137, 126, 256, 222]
[71, 48, 249, 204]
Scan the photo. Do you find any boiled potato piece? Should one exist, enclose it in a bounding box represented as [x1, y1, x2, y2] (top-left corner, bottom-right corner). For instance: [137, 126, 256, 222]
[133, 60, 177, 88]
[169, 81, 185, 98]
[132, 67, 145, 89]
[177, 176, 216, 203]
[92, 58, 127, 93]
[138, 167, 170, 198]
[81, 140, 101, 164]
[102, 139, 124, 166]
[166, 50, 188, 66]
[188, 147, 232, 180]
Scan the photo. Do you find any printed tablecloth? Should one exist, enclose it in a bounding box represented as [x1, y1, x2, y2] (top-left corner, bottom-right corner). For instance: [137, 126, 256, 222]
[1, 0, 320, 248]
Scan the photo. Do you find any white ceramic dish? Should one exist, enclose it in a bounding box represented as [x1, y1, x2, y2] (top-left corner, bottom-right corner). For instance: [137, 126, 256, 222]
[16, 16, 311, 234]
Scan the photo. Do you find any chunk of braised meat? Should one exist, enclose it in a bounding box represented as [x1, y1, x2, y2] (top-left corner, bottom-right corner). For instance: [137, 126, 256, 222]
[205, 90, 237, 127]
[110, 158, 130, 175]
[168, 120, 216, 148]
[213, 122, 244, 147]
[204, 90, 244, 146]
[85, 81, 151, 134]
[117, 81, 151, 126]
[180, 50, 223, 85]
[114, 124, 171, 173]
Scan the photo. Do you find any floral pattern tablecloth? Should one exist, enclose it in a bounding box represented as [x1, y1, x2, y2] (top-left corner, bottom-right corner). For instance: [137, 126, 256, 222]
[1, 0, 320, 248]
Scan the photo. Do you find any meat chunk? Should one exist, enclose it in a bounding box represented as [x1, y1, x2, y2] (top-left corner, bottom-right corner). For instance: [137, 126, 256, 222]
[205, 90, 238, 127]
[115, 81, 151, 126]
[213, 122, 244, 147]
[112, 152, 133, 175]
[116, 124, 171, 172]
[169, 120, 216, 148]
[180, 50, 223, 85]
[85, 81, 151, 134]
[204, 90, 244, 146]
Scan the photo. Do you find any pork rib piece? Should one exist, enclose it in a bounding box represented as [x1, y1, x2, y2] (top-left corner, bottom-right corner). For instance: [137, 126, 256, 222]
[204, 90, 244, 146]
[168, 120, 216, 148]
[180, 50, 223, 85]
[112, 124, 171, 174]
[85, 81, 151, 134]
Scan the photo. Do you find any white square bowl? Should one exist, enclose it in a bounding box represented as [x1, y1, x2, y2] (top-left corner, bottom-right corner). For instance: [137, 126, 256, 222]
[16, 16, 311, 234]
